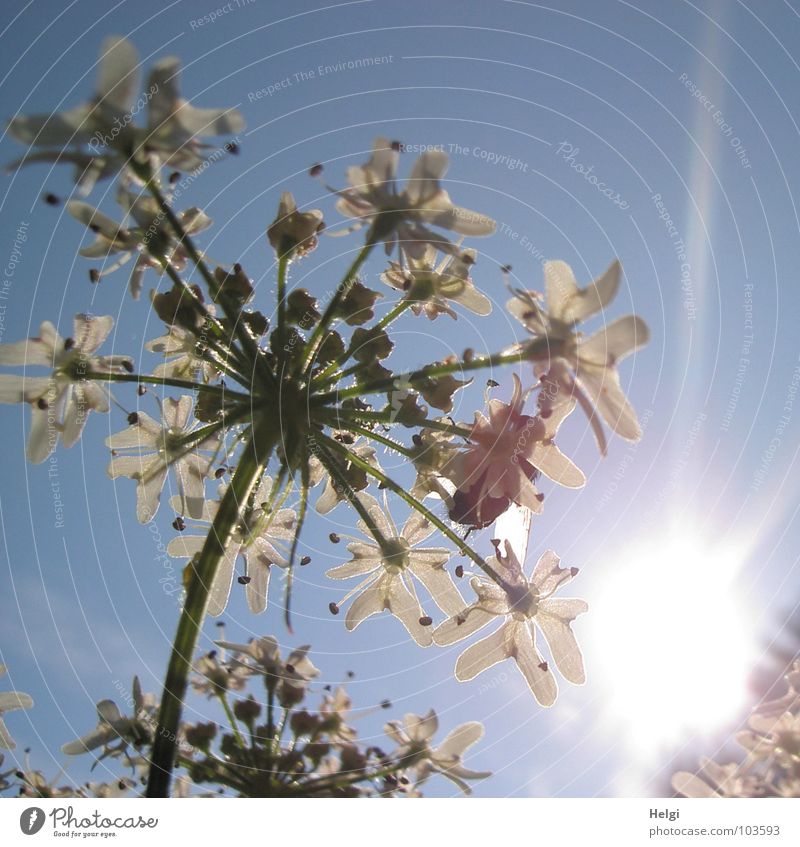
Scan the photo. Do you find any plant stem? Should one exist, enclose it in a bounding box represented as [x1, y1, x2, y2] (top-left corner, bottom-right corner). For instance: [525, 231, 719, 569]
[146, 424, 272, 797]
[219, 693, 247, 749]
[276, 254, 289, 356]
[320, 433, 511, 590]
[85, 369, 249, 401]
[300, 236, 377, 376]
[311, 342, 555, 407]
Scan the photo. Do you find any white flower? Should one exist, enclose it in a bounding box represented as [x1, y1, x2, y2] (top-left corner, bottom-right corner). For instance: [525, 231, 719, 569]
[444, 373, 584, 528]
[106, 395, 219, 523]
[384, 710, 491, 795]
[0, 665, 33, 750]
[7, 36, 244, 191]
[0, 315, 131, 463]
[381, 245, 491, 320]
[143, 54, 244, 172]
[215, 636, 319, 707]
[68, 185, 212, 299]
[167, 477, 297, 615]
[6, 36, 142, 192]
[145, 325, 219, 383]
[326, 494, 463, 646]
[434, 541, 587, 706]
[62, 677, 155, 757]
[508, 260, 649, 450]
[331, 137, 495, 257]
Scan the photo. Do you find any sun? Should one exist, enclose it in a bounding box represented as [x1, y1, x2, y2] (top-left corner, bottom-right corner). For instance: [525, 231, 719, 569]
[585, 532, 758, 757]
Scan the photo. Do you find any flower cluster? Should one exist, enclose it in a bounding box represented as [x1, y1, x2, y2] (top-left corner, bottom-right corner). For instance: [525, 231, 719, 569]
[3, 638, 490, 798]
[673, 662, 800, 798]
[2, 36, 650, 796]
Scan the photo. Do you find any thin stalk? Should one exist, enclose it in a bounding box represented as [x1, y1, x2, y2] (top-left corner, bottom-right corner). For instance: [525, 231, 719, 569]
[276, 254, 289, 356]
[146, 178, 272, 387]
[311, 343, 554, 407]
[300, 236, 377, 376]
[311, 299, 413, 387]
[314, 439, 388, 547]
[85, 369, 249, 401]
[320, 418, 416, 458]
[328, 407, 472, 439]
[146, 424, 273, 797]
[219, 693, 247, 749]
[320, 433, 510, 590]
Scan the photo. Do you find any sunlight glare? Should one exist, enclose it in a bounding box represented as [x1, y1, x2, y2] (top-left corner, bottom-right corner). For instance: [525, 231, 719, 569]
[589, 534, 757, 756]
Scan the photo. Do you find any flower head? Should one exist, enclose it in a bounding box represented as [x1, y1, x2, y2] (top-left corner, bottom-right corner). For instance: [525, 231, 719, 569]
[215, 636, 320, 708]
[381, 244, 491, 320]
[69, 185, 212, 299]
[62, 677, 155, 758]
[7, 37, 243, 191]
[0, 665, 33, 750]
[508, 260, 649, 452]
[328, 137, 495, 257]
[326, 494, 464, 645]
[106, 395, 220, 523]
[434, 541, 587, 706]
[443, 374, 584, 528]
[167, 476, 297, 615]
[384, 709, 491, 794]
[0, 315, 131, 463]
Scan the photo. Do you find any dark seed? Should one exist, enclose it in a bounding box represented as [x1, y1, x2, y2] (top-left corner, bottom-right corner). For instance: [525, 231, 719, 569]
[329, 532, 340, 544]
[329, 602, 339, 615]
[309, 163, 323, 177]
[455, 565, 464, 578]
[127, 412, 139, 425]
[43, 192, 60, 206]
[419, 616, 433, 627]
[300, 555, 311, 566]
[237, 575, 251, 585]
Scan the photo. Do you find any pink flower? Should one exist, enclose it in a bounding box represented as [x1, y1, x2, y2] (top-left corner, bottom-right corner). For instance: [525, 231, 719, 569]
[444, 374, 584, 528]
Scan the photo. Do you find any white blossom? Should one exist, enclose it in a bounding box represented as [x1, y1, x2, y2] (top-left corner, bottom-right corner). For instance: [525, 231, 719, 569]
[434, 540, 587, 706]
[0, 665, 33, 750]
[106, 395, 219, 523]
[0, 315, 131, 463]
[381, 244, 491, 320]
[385, 710, 491, 794]
[167, 477, 296, 616]
[331, 137, 495, 257]
[508, 260, 649, 451]
[326, 494, 463, 646]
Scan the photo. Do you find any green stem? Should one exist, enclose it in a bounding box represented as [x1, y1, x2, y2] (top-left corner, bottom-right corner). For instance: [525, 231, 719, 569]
[276, 254, 289, 356]
[146, 178, 272, 387]
[375, 298, 413, 331]
[85, 369, 249, 401]
[219, 693, 247, 749]
[320, 433, 510, 590]
[327, 407, 472, 439]
[311, 344, 551, 407]
[312, 299, 413, 387]
[300, 236, 377, 376]
[146, 424, 273, 797]
[313, 438, 388, 547]
[321, 418, 416, 458]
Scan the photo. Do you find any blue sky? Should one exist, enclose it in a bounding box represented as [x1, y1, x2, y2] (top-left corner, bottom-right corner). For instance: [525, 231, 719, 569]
[1, 0, 800, 797]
